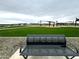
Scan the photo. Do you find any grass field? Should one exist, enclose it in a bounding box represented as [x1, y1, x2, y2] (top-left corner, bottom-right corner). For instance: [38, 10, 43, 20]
[0, 27, 79, 37]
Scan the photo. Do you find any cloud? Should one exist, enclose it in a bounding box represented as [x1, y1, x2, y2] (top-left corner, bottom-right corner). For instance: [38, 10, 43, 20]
[0, 0, 79, 16]
[0, 10, 77, 24]
[0, 11, 39, 24]
[0, 0, 79, 24]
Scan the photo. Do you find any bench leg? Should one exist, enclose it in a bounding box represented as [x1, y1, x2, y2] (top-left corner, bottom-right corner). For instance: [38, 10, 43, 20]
[65, 56, 75, 59]
[23, 55, 28, 59]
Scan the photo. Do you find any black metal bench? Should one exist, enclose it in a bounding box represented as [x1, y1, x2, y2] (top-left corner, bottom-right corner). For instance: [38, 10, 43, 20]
[20, 34, 79, 59]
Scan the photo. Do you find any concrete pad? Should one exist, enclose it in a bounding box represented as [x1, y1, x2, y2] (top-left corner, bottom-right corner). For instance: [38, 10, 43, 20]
[9, 49, 24, 59]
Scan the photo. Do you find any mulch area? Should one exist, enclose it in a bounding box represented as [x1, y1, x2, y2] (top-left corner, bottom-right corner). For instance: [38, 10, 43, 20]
[0, 37, 25, 59]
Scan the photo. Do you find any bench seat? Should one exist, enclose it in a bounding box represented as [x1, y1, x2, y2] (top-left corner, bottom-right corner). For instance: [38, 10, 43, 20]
[21, 45, 78, 56]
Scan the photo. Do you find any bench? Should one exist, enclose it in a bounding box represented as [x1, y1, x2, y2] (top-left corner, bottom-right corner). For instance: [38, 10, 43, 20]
[20, 34, 79, 59]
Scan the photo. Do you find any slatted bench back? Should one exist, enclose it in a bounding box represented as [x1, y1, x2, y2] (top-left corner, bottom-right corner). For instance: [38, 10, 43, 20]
[27, 34, 66, 47]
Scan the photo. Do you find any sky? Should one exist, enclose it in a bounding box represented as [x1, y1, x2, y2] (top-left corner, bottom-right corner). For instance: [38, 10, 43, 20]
[0, 0, 79, 24]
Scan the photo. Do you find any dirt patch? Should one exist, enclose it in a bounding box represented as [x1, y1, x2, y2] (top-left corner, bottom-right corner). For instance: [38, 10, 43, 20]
[0, 37, 79, 59]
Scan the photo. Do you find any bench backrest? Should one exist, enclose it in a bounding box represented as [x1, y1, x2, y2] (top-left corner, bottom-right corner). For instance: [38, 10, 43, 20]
[26, 34, 66, 47]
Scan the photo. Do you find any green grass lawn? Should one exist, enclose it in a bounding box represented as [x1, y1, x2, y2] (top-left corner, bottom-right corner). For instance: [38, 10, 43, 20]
[0, 27, 79, 37]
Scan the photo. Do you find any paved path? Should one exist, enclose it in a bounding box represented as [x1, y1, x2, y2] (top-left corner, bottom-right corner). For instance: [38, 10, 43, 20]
[0, 26, 79, 30]
[9, 48, 79, 59]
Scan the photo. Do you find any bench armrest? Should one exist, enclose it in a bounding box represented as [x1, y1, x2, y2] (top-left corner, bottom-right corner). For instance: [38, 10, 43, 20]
[67, 41, 79, 53]
[20, 45, 26, 53]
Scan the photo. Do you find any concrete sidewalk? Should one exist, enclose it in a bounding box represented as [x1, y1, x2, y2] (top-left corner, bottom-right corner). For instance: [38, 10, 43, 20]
[9, 48, 79, 59]
[9, 49, 24, 59]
